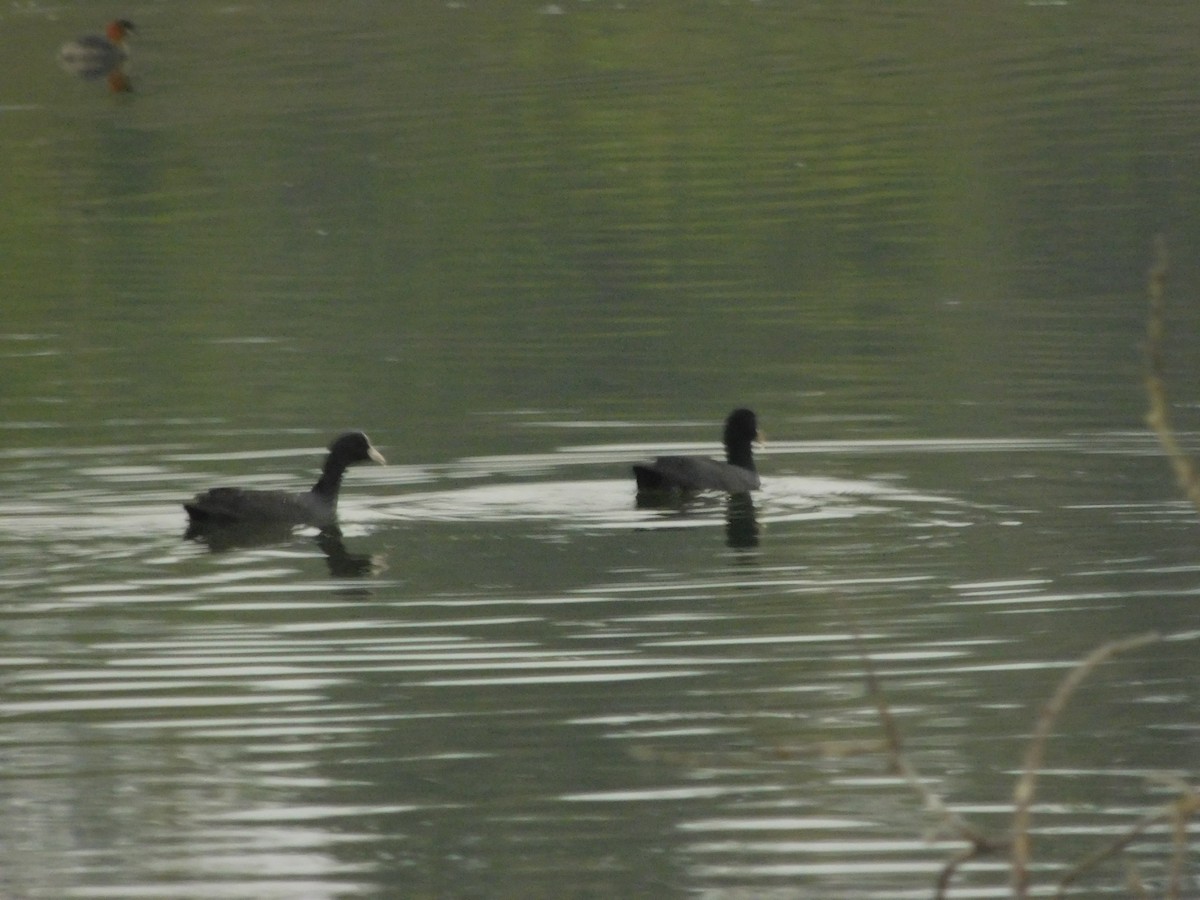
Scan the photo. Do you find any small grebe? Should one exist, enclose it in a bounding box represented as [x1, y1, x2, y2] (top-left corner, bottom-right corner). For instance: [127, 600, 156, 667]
[59, 19, 135, 82]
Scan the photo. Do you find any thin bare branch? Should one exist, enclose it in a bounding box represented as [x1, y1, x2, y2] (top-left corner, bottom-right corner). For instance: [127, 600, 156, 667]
[1144, 236, 1200, 513]
[1124, 860, 1150, 899]
[935, 845, 987, 900]
[1167, 784, 1199, 900]
[854, 625, 996, 851]
[1054, 805, 1170, 897]
[1010, 632, 1161, 898]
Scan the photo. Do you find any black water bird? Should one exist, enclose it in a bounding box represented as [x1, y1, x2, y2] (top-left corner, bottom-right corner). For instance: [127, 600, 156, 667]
[184, 431, 385, 530]
[633, 408, 762, 494]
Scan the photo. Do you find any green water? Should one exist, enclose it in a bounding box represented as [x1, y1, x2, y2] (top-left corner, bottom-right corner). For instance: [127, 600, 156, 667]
[2, 2, 1198, 897]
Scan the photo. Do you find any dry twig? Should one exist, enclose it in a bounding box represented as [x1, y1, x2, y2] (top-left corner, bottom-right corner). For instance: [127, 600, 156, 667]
[1144, 236, 1200, 512]
[850, 239, 1198, 897]
[851, 624, 1005, 899]
[1166, 781, 1199, 900]
[1054, 775, 1196, 898]
[1054, 801, 1173, 897]
[1010, 632, 1160, 898]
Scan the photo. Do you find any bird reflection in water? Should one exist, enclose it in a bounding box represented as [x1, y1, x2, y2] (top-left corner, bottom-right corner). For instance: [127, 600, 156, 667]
[635, 491, 761, 550]
[316, 529, 384, 578]
[58, 19, 136, 93]
[184, 521, 385, 579]
[724, 492, 760, 550]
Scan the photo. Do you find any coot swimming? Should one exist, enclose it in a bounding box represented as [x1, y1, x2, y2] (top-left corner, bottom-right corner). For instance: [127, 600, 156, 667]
[632, 408, 762, 494]
[184, 431, 385, 530]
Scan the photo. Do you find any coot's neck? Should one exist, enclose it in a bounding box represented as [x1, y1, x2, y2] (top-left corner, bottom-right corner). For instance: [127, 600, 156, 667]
[311, 458, 349, 507]
[725, 441, 756, 472]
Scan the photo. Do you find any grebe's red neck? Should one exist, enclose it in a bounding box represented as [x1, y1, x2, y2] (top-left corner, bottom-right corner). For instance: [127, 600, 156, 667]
[105, 20, 135, 45]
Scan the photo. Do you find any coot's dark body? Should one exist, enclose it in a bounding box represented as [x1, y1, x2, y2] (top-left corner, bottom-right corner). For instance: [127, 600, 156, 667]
[633, 408, 761, 494]
[184, 431, 385, 530]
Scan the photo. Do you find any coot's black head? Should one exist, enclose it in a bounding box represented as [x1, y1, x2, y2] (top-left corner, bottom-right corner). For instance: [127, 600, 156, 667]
[328, 431, 386, 467]
[723, 408, 760, 448]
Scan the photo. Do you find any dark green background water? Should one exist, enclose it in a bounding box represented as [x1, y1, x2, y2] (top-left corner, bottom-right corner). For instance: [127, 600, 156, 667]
[2, 3, 1198, 897]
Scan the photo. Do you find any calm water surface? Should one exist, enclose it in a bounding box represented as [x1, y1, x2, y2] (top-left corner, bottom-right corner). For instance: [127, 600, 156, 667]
[2, 2, 1200, 898]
